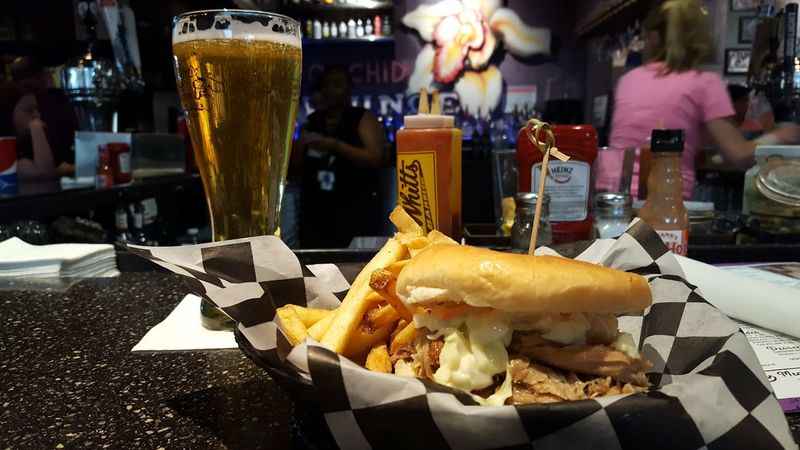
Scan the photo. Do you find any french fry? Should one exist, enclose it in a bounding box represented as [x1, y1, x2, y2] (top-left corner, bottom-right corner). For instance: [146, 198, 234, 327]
[365, 344, 392, 373]
[321, 238, 408, 353]
[288, 305, 333, 328]
[276, 306, 308, 346]
[343, 322, 394, 359]
[404, 236, 432, 257]
[427, 229, 459, 246]
[364, 291, 386, 305]
[390, 320, 417, 354]
[390, 205, 423, 235]
[392, 319, 408, 341]
[367, 303, 401, 330]
[308, 309, 337, 341]
[369, 269, 413, 322]
[385, 259, 410, 276]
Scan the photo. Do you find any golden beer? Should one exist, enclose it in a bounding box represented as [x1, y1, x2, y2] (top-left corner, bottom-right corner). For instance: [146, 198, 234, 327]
[172, 11, 301, 329]
[173, 38, 301, 240]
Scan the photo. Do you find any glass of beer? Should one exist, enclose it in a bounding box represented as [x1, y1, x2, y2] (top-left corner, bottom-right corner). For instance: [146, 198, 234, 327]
[172, 10, 302, 329]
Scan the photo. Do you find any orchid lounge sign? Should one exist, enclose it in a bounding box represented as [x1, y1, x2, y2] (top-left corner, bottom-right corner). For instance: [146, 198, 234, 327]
[403, 0, 551, 117]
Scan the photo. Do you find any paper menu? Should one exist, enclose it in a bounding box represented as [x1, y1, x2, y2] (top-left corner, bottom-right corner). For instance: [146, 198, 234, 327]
[721, 263, 800, 412]
[722, 263, 800, 289]
[738, 323, 800, 412]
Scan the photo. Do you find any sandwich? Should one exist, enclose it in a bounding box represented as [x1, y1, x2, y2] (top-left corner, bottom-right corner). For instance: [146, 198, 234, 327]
[383, 244, 653, 406]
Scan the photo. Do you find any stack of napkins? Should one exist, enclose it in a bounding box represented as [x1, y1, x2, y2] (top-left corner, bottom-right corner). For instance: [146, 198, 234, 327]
[0, 237, 119, 278]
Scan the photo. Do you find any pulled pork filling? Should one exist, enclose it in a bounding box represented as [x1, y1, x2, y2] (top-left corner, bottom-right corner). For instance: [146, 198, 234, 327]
[391, 326, 650, 404]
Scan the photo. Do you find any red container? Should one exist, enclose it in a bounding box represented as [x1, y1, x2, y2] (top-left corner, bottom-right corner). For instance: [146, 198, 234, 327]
[107, 142, 132, 184]
[0, 137, 17, 195]
[96, 145, 114, 189]
[516, 124, 598, 244]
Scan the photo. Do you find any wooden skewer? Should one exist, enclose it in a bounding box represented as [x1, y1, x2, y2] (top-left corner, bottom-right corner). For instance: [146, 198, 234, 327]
[524, 119, 570, 255]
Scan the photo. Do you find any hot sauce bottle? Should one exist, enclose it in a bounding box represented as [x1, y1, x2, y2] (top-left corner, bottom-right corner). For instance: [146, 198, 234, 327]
[396, 92, 462, 239]
[638, 129, 689, 255]
[517, 125, 597, 243]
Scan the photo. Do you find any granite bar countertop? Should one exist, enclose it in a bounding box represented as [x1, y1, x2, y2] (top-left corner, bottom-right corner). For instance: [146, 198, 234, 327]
[0, 273, 312, 449]
[2, 270, 800, 449]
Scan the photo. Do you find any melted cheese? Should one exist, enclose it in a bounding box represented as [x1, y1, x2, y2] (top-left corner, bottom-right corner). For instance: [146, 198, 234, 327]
[539, 314, 591, 345]
[611, 332, 640, 359]
[481, 368, 513, 406]
[432, 315, 512, 396]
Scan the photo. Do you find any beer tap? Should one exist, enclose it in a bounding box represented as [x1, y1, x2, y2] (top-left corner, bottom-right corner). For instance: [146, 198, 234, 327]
[61, 1, 125, 131]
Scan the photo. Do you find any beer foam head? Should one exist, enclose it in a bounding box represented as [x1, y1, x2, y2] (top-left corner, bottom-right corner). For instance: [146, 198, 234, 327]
[172, 10, 301, 48]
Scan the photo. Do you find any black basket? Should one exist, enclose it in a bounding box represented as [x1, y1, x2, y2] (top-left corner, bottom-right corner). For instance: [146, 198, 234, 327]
[235, 328, 339, 450]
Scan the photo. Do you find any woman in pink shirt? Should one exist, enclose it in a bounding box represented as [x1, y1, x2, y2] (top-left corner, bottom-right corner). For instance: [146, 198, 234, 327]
[603, 0, 800, 199]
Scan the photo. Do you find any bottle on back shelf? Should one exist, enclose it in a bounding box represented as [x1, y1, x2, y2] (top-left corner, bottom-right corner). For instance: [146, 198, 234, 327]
[130, 204, 149, 245]
[365, 17, 373, 36]
[114, 205, 131, 244]
[313, 19, 322, 39]
[139, 198, 160, 246]
[356, 19, 365, 37]
[383, 15, 392, 36]
[638, 129, 689, 256]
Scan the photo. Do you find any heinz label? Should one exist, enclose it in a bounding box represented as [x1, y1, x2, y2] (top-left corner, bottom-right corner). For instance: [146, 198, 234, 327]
[531, 161, 590, 221]
[397, 151, 438, 233]
[656, 229, 688, 256]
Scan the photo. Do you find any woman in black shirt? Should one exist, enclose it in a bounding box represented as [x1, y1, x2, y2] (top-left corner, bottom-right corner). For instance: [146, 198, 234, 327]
[293, 66, 388, 248]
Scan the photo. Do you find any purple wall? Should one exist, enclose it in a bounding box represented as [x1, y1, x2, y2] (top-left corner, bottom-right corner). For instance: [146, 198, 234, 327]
[300, 0, 585, 119]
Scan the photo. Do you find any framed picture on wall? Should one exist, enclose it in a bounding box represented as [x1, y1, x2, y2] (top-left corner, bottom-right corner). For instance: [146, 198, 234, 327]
[730, 0, 758, 11]
[739, 16, 758, 43]
[725, 49, 751, 74]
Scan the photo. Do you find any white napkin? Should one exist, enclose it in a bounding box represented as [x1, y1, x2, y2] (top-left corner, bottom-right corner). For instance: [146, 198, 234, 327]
[131, 294, 237, 352]
[570, 238, 800, 339]
[0, 237, 119, 278]
[675, 255, 800, 339]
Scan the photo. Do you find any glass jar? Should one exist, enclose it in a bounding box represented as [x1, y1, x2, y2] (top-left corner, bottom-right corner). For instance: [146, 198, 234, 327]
[594, 192, 632, 238]
[511, 192, 552, 253]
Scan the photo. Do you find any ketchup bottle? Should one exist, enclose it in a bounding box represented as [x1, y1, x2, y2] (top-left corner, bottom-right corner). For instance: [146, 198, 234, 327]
[517, 125, 597, 244]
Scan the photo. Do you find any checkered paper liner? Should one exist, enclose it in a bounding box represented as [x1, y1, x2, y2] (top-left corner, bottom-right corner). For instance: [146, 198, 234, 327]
[128, 220, 798, 450]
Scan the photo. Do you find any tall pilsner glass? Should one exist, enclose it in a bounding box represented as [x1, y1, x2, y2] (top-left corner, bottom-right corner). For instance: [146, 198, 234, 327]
[172, 10, 302, 329]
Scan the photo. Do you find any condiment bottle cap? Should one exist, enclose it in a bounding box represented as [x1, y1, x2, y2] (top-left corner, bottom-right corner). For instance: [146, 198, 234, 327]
[516, 191, 549, 206]
[404, 114, 455, 129]
[595, 192, 632, 208]
[651, 129, 684, 152]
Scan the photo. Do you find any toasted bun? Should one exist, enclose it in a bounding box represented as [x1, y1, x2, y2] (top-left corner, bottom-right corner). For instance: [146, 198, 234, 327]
[396, 245, 652, 314]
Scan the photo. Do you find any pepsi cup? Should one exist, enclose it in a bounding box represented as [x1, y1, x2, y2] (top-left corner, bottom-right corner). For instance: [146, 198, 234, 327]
[0, 137, 18, 195]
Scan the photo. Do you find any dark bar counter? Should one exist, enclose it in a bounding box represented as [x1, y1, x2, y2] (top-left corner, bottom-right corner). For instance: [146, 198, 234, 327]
[0, 174, 202, 221]
[2, 251, 799, 448]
